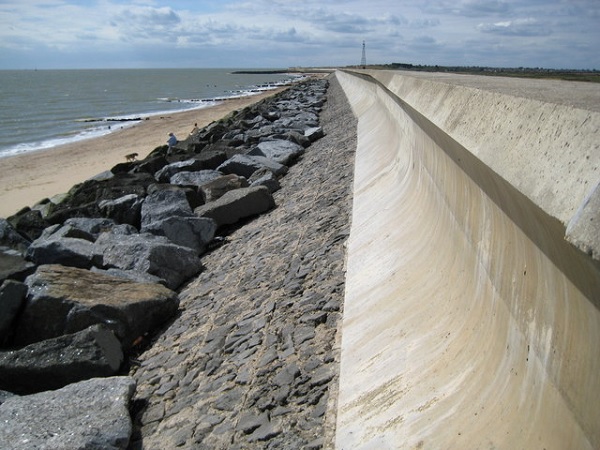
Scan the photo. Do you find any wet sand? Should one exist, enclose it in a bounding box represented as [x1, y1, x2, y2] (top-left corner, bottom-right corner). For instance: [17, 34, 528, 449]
[0, 89, 286, 218]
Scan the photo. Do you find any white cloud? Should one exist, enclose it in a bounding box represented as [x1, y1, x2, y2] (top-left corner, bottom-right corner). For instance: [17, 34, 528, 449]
[477, 17, 551, 36]
[0, 0, 598, 69]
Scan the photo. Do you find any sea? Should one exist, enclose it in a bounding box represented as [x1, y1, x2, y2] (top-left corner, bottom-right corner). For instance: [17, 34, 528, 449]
[0, 68, 302, 159]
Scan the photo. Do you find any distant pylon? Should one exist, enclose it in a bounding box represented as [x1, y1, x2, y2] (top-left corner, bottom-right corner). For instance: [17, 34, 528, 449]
[361, 41, 366, 68]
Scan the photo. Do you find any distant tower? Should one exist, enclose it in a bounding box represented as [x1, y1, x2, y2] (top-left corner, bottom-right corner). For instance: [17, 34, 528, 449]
[361, 41, 367, 68]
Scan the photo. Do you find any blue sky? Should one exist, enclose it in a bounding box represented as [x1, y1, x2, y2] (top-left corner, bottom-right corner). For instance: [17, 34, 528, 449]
[0, 0, 598, 70]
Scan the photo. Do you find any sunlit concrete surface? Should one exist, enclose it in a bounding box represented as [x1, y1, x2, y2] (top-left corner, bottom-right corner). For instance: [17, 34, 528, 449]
[334, 70, 600, 449]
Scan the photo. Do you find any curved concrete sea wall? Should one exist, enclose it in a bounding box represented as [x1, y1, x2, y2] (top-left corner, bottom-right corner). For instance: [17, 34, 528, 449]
[334, 70, 600, 449]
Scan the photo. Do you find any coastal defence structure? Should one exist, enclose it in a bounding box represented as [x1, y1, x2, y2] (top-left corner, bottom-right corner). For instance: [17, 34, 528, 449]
[333, 70, 600, 449]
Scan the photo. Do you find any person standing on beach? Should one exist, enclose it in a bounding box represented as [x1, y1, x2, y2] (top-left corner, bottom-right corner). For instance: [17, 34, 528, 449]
[190, 123, 199, 135]
[167, 132, 177, 154]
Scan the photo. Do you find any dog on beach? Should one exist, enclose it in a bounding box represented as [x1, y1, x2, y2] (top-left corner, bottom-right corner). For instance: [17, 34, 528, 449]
[125, 152, 138, 162]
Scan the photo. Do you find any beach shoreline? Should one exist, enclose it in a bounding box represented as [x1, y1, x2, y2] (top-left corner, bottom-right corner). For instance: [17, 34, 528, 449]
[0, 88, 287, 219]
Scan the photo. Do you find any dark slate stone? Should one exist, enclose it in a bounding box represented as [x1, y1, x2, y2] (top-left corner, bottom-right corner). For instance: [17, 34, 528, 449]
[7, 209, 49, 241]
[25, 236, 102, 269]
[0, 376, 136, 450]
[193, 150, 228, 170]
[142, 216, 217, 254]
[0, 248, 35, 284]
[96, 231, 203, 290]
[99, 194, 144, 227]
[0, 324, 123, 395]
[14, 264, 179, 348]
[0, 280, 27, 345]
[237, 412, 269, 434]
[0, 219, 30, 254]
[200, 174, 249, 203]
[45, 172, 155, 224]
[304, 126, 325, 142]
[147, 183, 204, 210]
[194, 186, 275, 228]
[134, 155, 169, 175]
[217, 154, 265, 179]
[154, 159, 205, 183]
[248, 140, 305, 166]
[169, 170, 223, 188]
[140, 188, 193, 230]
[248, 168, 281, 194]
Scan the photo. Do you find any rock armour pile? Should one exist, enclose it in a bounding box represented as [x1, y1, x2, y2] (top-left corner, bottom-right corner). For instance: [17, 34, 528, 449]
[128, 74, 357, 449]
[0, 74, 357, 449]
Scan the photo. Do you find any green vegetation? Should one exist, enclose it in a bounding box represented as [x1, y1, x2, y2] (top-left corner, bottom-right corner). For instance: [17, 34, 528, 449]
[348, 63, 600, 83]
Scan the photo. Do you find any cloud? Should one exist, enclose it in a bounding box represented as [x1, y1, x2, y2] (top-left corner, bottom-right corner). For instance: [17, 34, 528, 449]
[0, 0, 597, 69]
[477, 18, 552, 36]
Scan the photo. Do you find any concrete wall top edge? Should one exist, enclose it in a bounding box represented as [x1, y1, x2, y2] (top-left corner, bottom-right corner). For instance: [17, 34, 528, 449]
[345, 69, 600, 260]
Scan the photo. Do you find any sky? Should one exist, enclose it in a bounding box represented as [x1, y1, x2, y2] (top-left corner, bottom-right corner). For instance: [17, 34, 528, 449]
[0, 0, 599, 70]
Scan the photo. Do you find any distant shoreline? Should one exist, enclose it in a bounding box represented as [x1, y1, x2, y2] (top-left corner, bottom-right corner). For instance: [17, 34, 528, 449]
[0, 88, 288, 218]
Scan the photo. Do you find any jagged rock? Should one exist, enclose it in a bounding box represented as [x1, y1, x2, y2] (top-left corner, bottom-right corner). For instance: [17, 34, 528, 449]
[25, 235, 102, 269]
[45, 172, 155, 224]
[200, 174, 249, 203]
[143, 216, 217, 254]
[265, 130, 312, 148]
[7, 209, 49, 241]
[14, 264, 178, 348]
[0, 248, 35, 284]
[247, 155, 288, 176]
[111, 161, 136, 174]
[140, 189, 192, 230]
[134, 155, 169, 175]
[217, 154, 287, 179]
[304, 126, 324, 142]
[169, 170, 223, 188]
[0, 280, 27, 345]
[39, 223, 94, 242]
[0, 219, 30, 254]
[0, 376, 136, 450]
[249, 140, 305, 166]
[147, 183, 204, 210]
[193, 150, 228, 170]
[154, 159, 205, 183]
[194, 186, 275, 228]
[249, 168, 281, 193]
[96, 232, 203, 290]
[39, 217, 134, 243]
[0, 324, 123, 394]
[99, 194, 144, 227]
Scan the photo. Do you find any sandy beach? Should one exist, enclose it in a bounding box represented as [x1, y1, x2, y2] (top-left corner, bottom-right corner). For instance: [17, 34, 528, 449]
[0, 88, 286, 218]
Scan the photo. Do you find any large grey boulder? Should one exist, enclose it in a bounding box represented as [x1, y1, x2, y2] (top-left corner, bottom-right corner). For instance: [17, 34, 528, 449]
[14, 264, 178, 348]
[249, 140, 305, 165]
[0, 280, 27, 344]
[0, 219, 30, 254]
[0, 376, 135, 450]
[169, 169, 222, 188]
[140, 188, 193, 229]
[25, 235, 102, 269]
[249, 168, 281, 194]
[0, 324, 123, 394]
[0, 248, 35, 284]
[200, 174, 249, 203]
[217, 153, 289, 179]
[195, 186, 275, 228]
[99, 194, 144, 227]
[193, 150, 228, 170]
[96, 232, 203, 290]
[217, 154, 265, 179]
[143, 216, 217, 254]
[154, 159, 205, 183]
